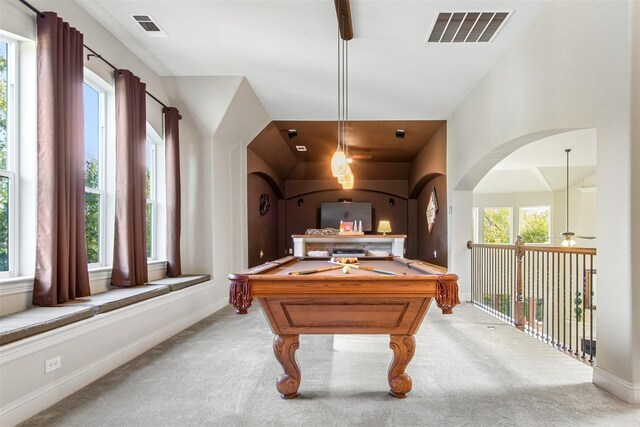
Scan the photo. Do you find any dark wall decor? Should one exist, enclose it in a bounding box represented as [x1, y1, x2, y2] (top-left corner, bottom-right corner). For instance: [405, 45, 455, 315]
[417, 175, 447, 267]
[248, 174, 280, 267]
[426, 187, 439, 234]
[259, 193, 271, 216]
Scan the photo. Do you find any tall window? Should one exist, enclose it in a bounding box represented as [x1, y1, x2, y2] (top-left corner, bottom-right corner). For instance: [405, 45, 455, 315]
[83, 81, 105, 266]
[0, 38, 15, 276]
[483, 207, 512, 244]
[519, 206, 550, 244]
[146, 136, 156, 259]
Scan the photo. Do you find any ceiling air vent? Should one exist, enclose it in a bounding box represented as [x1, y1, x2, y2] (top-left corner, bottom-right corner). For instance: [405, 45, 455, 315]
[427, 12, 510, 43]
[295, 146, 307, 152]
[130, 14, 167, 38]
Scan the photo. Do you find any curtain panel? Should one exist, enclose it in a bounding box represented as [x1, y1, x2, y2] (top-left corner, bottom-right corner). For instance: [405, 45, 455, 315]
[164, 107, 182, 277]
[33, 12, 91, 306]
[111, 70, 148, 287]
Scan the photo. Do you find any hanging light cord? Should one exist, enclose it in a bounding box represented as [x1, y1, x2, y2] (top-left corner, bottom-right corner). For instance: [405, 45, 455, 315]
[566, 148, 571, 233]
[337, 25, 341, 152]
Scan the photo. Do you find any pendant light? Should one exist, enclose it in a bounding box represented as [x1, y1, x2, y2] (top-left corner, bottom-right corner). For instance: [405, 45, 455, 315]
[331, 11, 354, 188]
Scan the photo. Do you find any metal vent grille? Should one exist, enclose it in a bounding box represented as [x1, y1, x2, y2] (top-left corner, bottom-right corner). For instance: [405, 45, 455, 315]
[427, 12, 510, 43]
[130, 14, 167, 38]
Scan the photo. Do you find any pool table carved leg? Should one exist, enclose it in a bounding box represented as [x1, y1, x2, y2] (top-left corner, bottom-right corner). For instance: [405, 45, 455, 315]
[273, 334, 301, 399]
[388, 334, 415, 398]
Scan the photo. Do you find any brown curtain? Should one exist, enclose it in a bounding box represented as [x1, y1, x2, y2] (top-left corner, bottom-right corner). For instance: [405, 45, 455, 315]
[111, 70, 148, 287]
[164, 107, 182, 277]
[33, 12, 91, 306]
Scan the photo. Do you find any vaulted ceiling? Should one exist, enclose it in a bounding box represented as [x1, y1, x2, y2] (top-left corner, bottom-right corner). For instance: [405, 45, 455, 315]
[474, 129, 598, 194]
[75, 0, 548, 121]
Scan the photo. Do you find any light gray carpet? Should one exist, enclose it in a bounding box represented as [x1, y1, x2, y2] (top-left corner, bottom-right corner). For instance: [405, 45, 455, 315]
[20, 303, 640, 426]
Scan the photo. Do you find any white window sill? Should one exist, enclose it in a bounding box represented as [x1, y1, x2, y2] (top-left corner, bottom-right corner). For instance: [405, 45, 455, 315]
[0, 261, 168, 297]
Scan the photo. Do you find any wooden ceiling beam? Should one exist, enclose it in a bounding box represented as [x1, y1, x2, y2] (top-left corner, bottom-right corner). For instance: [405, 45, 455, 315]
[334, 0, 353, 40]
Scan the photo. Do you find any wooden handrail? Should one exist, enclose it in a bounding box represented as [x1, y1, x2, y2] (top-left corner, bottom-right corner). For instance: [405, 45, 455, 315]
[467, 240, 596, 256]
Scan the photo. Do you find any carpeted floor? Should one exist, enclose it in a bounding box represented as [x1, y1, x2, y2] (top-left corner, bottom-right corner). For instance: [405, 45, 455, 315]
[20, 303, 640, 426]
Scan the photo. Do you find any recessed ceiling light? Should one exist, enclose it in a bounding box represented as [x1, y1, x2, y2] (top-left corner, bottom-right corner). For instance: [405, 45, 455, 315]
[395, 129, 406, 139]
[288, 129, 298, 138]
[295, 146, 307, 151]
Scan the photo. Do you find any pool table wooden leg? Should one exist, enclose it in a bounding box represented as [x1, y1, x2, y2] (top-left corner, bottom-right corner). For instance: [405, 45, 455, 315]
[388, 334, 415, 398]
[273, 334, 301, 399]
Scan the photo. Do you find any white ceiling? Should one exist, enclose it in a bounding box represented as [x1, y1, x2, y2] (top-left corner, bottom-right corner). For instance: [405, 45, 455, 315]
[75, 0, 548, 120]
[474, 129, 598, 194]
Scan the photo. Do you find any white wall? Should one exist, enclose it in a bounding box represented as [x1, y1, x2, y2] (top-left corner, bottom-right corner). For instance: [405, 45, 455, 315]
[212, 78, 271, 301]
[629, 0, 640, 399]
[447, 0, 638, 402]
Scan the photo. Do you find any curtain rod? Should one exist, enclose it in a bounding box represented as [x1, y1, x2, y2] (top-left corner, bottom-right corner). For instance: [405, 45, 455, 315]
[18, 0, 172, 112]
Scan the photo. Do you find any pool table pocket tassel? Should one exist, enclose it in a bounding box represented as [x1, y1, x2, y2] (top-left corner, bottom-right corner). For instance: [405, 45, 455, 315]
[436, 280, 460, 314]
[228, 275, 253, 314]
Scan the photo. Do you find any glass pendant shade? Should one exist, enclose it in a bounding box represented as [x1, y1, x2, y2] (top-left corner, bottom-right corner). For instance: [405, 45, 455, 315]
[338, 165, 352, 185]
[331, 150, 348, 177]
[341, 169, 354, 189]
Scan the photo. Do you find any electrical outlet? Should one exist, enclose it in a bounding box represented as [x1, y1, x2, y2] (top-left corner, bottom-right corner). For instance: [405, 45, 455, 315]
[45, 355, 62, 374]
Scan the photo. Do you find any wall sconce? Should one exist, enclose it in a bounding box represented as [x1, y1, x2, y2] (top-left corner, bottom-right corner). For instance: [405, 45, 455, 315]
[297, 198, 304, 207]
[377, 220, 392, 235]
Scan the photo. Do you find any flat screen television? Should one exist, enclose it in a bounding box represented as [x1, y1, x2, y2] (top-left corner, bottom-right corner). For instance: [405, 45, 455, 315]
[320, 202, 372, 231]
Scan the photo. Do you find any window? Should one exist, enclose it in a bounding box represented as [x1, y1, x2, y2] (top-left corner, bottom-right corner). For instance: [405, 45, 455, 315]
[483, 207, 512, 244]
[146, 136, 156, 259]
[519, 206, 550, 244]
[83, 81, 105, 266]
[0, 38, 16, 276]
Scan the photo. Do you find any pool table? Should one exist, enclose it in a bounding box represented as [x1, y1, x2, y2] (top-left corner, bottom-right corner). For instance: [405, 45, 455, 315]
[228, 256, 459, 399]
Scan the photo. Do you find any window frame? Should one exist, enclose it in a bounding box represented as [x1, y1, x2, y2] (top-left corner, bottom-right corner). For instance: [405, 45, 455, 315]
[83, 75, 107, 268]
[0, 36, 17, 278]
[146, 128, 159, 261]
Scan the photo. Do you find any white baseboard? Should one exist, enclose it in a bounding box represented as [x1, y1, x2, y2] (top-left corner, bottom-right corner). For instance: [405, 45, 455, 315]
[0, 282, 230, 426]
[593, 367, 640, 405]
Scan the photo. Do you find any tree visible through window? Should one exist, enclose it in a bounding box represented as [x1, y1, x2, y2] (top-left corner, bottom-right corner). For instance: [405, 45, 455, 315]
[0, 40, 13, 274]
[84, 82, 103, 265]
[146, 138, 155, 259]
[483, 207, 512, 243]
[519, 206, 550, 244]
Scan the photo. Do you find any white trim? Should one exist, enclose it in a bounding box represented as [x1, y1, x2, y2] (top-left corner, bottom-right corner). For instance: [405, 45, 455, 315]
[83, 76, 107, 267]
[0, 276, 32, 296]
[0, 281, 226, 426]
[0, 36, 18, 278]
[146, 124, 162, 261]
[593, 367, 640, 404]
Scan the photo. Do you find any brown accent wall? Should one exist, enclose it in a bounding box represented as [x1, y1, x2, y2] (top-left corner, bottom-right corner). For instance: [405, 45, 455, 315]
[284, 189, 408, 255]
[247, 120, 448, 267]
[417, 175, 448, 267]
[409, 123, 447, 197]
[286, 179, 408, 199]
[248, 173, 280, 267]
